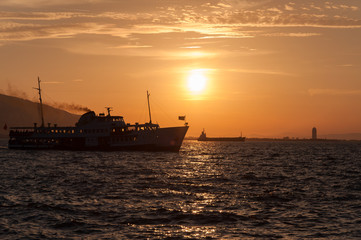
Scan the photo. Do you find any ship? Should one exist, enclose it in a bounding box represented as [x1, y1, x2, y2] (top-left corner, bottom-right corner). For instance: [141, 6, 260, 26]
[8, 78, 189, 152]
[198, 129, 245, 142]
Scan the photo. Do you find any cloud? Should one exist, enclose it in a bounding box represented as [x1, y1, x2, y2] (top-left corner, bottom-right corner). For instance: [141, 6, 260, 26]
[0, 1, 360, 48]
[285, 4, 294, 11]
[338, 64, 354, 67]
[263, 32, 322, 37]
[42, 81, 64, 84]
[308, 89, 361, 96]
[0, 11, 76, 20]
[0, 21, 114, 42]
[224, 68, 294, 76]
[112, 45, 152, 49]
[0, 0, 105, 7]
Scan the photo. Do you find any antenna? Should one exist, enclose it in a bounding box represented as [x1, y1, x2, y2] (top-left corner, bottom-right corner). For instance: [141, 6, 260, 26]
[147, 90, 152, 124]
[34, 77, 45, 127]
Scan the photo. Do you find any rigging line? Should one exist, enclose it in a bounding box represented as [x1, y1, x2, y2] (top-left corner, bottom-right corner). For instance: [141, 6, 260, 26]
[41, 91, 57, 106]
[150, 95, 179, 126]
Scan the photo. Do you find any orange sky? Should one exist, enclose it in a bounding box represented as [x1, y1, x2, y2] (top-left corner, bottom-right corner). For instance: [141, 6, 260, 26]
[1, 0, 361, 138]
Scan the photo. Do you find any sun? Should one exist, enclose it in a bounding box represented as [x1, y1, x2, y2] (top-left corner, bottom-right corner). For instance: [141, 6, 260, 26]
[187, 70, 207, 93]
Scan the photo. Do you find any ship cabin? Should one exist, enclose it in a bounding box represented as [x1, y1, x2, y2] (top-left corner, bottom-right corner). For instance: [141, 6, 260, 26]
[8, 110, 160, 148]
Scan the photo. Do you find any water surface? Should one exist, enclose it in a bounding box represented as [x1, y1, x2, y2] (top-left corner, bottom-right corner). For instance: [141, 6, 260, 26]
[1, 139, 360, 239]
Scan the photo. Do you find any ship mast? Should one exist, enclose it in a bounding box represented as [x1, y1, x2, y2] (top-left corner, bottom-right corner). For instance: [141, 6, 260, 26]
[147, 90, 152, 124]
[34, 77, 45, 127]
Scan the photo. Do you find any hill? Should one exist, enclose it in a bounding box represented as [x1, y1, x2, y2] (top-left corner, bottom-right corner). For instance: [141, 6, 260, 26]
[0, 94, 80, 138]
[320, 133, 361, 141]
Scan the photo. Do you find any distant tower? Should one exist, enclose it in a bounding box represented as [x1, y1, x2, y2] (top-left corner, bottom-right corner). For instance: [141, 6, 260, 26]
[312, 127, 317, 140]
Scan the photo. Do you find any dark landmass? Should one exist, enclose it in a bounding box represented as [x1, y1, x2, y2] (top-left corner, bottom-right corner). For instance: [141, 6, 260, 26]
[245, 138, 360, 142]
[185, 137, 361, 142]
[320, 133, 361, 141]
[0, 93, 80, 138]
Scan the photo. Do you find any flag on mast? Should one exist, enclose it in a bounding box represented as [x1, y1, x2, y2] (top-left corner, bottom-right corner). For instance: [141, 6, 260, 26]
[178, 116, 186, 121]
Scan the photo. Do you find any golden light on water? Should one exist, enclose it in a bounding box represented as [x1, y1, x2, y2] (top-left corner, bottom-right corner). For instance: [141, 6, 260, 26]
[187, 70, 207, 93]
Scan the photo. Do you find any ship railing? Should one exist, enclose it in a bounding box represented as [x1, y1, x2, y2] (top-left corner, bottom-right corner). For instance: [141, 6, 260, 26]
[10, 126, 79, 136]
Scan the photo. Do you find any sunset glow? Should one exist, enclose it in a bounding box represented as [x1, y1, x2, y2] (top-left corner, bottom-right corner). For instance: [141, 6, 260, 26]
[0, 0, 360, 138]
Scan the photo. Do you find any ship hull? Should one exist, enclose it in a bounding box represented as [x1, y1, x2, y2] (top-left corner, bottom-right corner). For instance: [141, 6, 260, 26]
[9, 126, 189, 152]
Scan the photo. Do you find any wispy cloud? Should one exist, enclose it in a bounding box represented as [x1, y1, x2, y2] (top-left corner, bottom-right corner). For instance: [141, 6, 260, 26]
[0, 21, 106, 42]
[224, 68, 294, 76]
[112, 45, 152, 49]
[285, 4, 294, 11]
[0, 0, 105, 7]
[0, 11, 77, 20]
[308, 88, 361, 96]
[338, 64, 354, 67]
[42, 81, 64, 84]
[263, 32, 322, 37]
[0, 1, 360, 48]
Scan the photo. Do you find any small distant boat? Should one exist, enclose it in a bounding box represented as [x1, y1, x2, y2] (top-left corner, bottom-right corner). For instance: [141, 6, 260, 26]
[198, 129, 245, 142]
[8, 78, 189, 152]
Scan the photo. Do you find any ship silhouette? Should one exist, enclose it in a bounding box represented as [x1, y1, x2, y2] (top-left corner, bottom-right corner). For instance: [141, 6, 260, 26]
[8, 78, 189, 152]
[198, 129, 245, 142]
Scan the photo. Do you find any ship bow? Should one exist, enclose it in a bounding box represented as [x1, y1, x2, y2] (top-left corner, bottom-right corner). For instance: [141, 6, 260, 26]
[156, 126, 189, 152]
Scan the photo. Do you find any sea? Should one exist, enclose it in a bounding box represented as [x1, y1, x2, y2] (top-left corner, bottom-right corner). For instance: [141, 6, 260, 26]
[0, 139, 360, 239]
